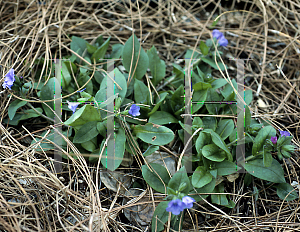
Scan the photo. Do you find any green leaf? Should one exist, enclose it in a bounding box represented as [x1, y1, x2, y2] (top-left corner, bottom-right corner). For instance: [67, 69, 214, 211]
[211, 183, 229, 206]
[205, 88, 222, 115]
[148, 92, 169, 116]
[97, 121, 107, 137]
[226, 200, 236, 208]
[110, 44, 124, 59]
[178, 121, 192, 135]
[8, 99, 27, 120]
[215, 160, 241, 176]
[192, 117, 203, 129]
[244, 173, 252, 187]
[221, 79, 237, 99]
[4, 108, 41, 126]
[173, 63, 184, 79]
[192, 81, 212, 91]
[86, 42, 97, 54]
[142, 163, 170, 194]
[95, 68, 127, 107]
[202, 144, 226, 162]
[244, 158, 286, 183]
[199, 41, 209, 55]
[122, 34, 149, 80]
[101, 127, 126, 171]
[210, 17, 220, 28]
[61, 62, 73, 89]
[245, 106, 251, 129]
[192, 166, 213, 188]
[151, 201, 170, 232]
[195, 131, 211, 154]
[216, 119, 234, 140]
[201, 57, 227, 70]
[78, 72, 93, 95]
[204, 130, 232, 161]
[147, 46, 166, 86]
[149, 111, 178, 125]
[171, 85, 184, 113]
[73, 121, 99, 143]
[40, 78, 57, 118]
[252, 126, 276, 156]
[277, 135, 293, 147]
[202, 117, 217, 131]
[70, 36, 88, 63]
[91, 37, 110, 62]
[211, 78, 228, 89]
[242, 89, 253, 106]
[134, 79, 149, 104]
[192, 89, 208, 113]
[184, 49, 201, 60]
[81, 136, 97, 152]
[263, 149, 273, 167]
[94, 71, 105, 84]
[191, 177, 216, 201]
[64, 105, 101, 127]
[143, 145, 159, 157]
[168, 166, 191, 194]
[133, 123, 175, 146]
[275, 183, 298, 201]
[96, 35, 104, 46]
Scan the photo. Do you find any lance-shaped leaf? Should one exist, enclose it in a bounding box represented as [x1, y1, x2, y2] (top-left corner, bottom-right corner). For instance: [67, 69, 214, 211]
[122, 34, 149, 80]
[252, 126, 276, 156]
[147, 46, 166, 86]
[244, 158, 286, 183]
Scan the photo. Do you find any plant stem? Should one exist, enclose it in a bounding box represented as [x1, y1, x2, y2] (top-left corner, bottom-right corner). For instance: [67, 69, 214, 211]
[27, 102, 55, 123]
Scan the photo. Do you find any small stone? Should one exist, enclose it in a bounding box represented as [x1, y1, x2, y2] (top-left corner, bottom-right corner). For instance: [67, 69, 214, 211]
[145, 151, 176, 176]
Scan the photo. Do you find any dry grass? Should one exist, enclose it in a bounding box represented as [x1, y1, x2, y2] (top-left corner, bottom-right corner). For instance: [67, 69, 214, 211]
[0, 0, 300, 231]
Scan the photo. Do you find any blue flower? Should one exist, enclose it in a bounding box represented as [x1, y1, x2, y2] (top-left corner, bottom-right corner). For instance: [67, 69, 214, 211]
[271, 136, 277, 144]
[280, 130, 290, 137]
[212, 29, 223, 40]
[67, 100, 80, 114]
[182, 196, 195, 209]
[212, 29, 228, 47]
[128, 104, 140, 117]
[2, 68, 15, 90]
[218, 36, 228, 47]
[77, 88, 86, 92]
[166, 199, 184, 215]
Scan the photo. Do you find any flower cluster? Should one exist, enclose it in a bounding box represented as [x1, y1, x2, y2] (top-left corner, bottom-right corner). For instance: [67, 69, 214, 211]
[166, 196, 195, 215]
[212, 29, 228, 47]
[2, 69, 15, 90]
[271, 130, 290, 144]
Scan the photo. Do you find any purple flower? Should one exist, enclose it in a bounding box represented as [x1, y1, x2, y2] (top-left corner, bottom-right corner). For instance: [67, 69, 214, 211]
[212, 29, 228, 47]
[166, 199, 184, 215]
[280, 130, 290, 137]
[128, 104, 140, 117]
[2, 68, 15, 90]
[271, 136, 277, 144]
[182, 196, 195, 209]
[67, 100, 80, 114]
